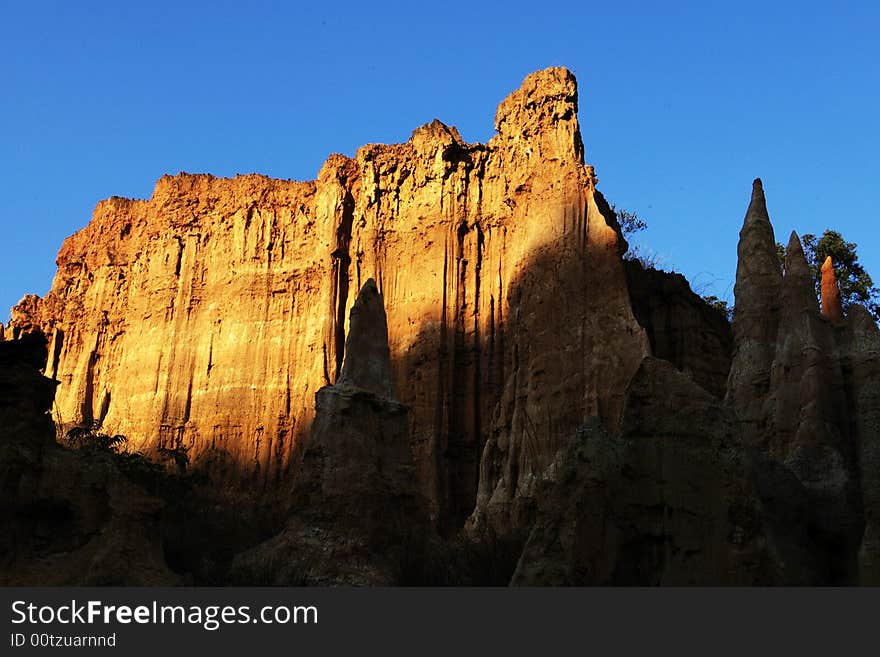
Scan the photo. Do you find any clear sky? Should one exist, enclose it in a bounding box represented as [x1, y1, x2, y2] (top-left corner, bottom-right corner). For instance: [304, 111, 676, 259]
[2, 0, 878, 320]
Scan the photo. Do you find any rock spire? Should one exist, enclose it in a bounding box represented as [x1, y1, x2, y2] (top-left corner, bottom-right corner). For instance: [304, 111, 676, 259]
[821, 256, 844, 324]
[726, 178, 783, 442]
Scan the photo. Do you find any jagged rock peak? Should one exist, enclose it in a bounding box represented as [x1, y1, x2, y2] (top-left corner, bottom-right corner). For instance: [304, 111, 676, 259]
[783, 231, 817, 312]
[731, 177, 783, 317]
[740, 178, 775, 239]
[821, 256, 845, 324]
[785, 231, 808, 273]
[410, 119, 462, 144]
[494, 67, 584, 164]
[749, 177, 767, 215]
[336, 278, 395, 399]
[5, 294, 43, 340]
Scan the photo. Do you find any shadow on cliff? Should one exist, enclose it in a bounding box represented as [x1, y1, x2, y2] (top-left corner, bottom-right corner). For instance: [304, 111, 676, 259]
[391, 228, 736, 531]
[383, 219, 650, 581]
[381, 218, 753, 585]
[391, 231, 590, 537]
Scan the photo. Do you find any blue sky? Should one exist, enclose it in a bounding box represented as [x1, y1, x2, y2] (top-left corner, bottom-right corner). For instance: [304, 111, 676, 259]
[2, 1, 878, 319]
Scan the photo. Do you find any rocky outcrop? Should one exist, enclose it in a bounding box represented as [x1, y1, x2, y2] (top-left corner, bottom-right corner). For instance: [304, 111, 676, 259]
[821, 256, 844, 324]
[511, 358, 821, 585]
[11, 67, 648, 530]
[0, 334, 177, 585]
[5, 294, 42, 340]
[624, 259, 733, 398]
[230, 280, 423, 585]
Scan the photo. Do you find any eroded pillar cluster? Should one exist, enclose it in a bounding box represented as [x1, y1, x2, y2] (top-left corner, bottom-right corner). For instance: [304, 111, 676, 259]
[727, 180, 880, 583]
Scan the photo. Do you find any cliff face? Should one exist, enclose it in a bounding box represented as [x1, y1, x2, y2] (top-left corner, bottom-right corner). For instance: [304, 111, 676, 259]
[10, 67, 648, 527]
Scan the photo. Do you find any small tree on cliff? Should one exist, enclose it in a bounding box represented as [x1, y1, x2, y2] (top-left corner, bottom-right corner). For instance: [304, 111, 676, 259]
[613, 205, 665, 269]
[612, 205, 733, 319]
[612, 205, 647, 237]
[65, 424, 128, 453]
[777, 229, 880, 320]
[701, 295, 733, 322]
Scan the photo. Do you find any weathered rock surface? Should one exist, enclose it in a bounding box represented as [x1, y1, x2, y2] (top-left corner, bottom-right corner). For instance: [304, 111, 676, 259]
[624, 259, 733, 398]
[10, 67, 648, 529]
[512, 358, 821, 585]
[0, 334, 177, 585]
[230, 280, 423, 585]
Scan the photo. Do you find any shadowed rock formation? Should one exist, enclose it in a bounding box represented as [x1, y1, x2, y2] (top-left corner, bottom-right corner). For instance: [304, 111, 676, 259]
[837, 305, 880, 582]
[726, 179, 783, 444]
[0, 334, 58, 509]
[726, 184, 880, 583]
[0, 334, 177, 585]
[335, 279, 394, 397]
[624, 259, 733, 398]
[230, 280, 423, 585]
[770, 233, 860, 577]
[511, 358, 821, 585]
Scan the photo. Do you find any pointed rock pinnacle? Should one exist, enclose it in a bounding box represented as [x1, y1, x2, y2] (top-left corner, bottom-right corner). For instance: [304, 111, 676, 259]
[731, 177, 783, 340]
[821, 256, 844, 324]
[749, 178, 767, 217]
[785, 231, 809, 275]
[337, 278, 395, 399]
[727, 178, 784, 433]
[782, 231, 817, 313]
